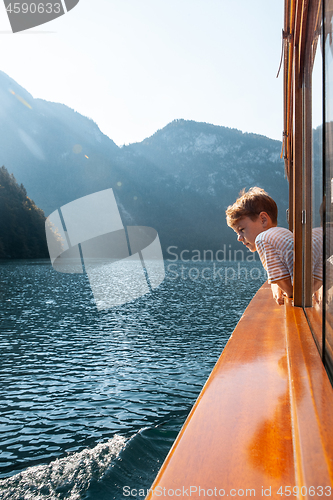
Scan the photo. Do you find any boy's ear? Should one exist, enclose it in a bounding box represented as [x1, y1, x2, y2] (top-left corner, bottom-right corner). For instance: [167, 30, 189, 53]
[259, 211, 270, 227]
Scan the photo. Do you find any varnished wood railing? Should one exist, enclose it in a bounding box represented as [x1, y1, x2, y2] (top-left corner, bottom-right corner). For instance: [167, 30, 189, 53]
[145, 283, 333, 500]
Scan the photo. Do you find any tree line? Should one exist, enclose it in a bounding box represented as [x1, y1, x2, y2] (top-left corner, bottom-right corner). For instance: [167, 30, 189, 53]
[0, 166, 49, 258]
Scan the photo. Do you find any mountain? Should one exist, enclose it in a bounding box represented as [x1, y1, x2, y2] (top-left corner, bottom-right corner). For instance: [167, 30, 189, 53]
[0, 71, 119, 215]
[117, 120, 288, 253]
[0, 71, 288, 255]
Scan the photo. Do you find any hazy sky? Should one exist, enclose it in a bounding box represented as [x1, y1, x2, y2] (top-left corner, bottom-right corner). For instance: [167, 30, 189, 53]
[0, 0, 284, 146]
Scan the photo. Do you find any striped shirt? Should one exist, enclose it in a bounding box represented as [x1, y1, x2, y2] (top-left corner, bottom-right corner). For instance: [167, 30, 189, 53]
[312, 227, 323, 281]
[255, 227, 294, 284]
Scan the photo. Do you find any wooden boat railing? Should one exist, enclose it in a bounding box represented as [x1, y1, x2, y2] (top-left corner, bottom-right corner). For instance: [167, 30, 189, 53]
[146, 283, 333, 499]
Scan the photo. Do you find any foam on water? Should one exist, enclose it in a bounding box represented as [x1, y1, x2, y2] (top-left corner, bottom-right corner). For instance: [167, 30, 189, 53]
[0, 435, 127, 500]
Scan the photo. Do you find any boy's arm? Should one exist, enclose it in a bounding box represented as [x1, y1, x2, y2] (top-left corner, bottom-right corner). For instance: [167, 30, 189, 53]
[313, 278, 322, 293]
[271, 278, 293, 306]
[255, 234, 293, 305]
[274, 277, 293, 297]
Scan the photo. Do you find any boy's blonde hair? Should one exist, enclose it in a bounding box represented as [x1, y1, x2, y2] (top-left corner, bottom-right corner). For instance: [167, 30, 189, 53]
[226, 187, 278, 227]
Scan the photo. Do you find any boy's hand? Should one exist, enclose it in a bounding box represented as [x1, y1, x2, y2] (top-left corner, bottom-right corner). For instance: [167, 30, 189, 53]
[271, 283, 285, 306]
[270, 278, 293, 305]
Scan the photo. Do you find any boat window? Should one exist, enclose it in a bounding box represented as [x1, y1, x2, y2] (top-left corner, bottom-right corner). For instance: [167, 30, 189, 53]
[312, 27, 323, 352]
[303, 0, 324, 354]
[304, 0, 333, 381]
[324, 0, 333, 378]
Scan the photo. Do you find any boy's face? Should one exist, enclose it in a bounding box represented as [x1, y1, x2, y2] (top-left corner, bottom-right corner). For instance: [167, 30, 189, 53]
[233, 215, 266, 252]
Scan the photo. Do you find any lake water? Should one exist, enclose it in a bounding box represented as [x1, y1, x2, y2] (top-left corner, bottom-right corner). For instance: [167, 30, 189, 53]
[0, 259, 266, 499]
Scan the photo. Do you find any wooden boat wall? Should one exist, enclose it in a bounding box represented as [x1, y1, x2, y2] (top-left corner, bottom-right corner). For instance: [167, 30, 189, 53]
[145, 0, 333, 498]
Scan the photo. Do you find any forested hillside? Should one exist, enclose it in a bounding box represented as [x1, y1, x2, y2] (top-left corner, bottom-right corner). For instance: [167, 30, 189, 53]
[0, 166, 48, 258]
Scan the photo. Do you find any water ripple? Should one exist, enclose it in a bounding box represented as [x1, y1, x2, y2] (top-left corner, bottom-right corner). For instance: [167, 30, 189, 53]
[0, 259, 264, 495]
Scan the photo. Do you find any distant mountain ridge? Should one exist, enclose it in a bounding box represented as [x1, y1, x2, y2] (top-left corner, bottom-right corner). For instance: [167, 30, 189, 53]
[0, 71, 288, 255]
[125, 120, 284, 197]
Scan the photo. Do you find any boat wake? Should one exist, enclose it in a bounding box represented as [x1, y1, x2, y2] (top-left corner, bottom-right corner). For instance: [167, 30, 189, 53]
[0, 434, 127, 500]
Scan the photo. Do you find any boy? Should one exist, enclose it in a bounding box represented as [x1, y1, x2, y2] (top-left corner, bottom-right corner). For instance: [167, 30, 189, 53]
[226, 187, 293, 305]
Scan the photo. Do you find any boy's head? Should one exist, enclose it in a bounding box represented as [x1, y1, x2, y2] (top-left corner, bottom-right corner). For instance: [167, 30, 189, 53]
[226, 187, 278, 252]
